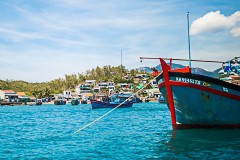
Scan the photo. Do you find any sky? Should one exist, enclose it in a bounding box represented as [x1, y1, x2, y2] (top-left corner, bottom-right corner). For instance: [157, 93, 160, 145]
[0, 0, 239, 82]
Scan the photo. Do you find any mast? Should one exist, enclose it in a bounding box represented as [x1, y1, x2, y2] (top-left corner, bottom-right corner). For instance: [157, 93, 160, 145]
[121, 50, 122, 68]
[187, 12, 191, 67]
[121, 50, 123, 76]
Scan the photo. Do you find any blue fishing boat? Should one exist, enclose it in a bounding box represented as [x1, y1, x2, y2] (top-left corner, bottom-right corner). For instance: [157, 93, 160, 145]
[91, 93, 133, 109]
[35, 99, 42, 105]
[71, 98, 79, 105]
[80, 99, 88, 104]
[158, 94, 165, 103]
[90, 100, 133, 109]
[143, 57, 240, 129]
[54, 98, 66, 105]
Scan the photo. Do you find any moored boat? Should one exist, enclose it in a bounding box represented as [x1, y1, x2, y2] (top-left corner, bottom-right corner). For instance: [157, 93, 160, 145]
[71, 98, 79, 105]
[158, 94, 165, 103]
[90, 100, 133, 109]
[80, 99, 88, 104]
[91, 93, 133, 109]
[54, 98, 67, 105]
[147, 57, 240, 129]
[35, 99, 42, 105]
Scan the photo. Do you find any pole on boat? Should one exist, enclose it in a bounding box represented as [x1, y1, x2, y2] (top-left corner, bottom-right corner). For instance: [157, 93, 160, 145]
[121, 49, 124, 75]
[121, 50, 122, 67]
[139, 57, 224, 64]
[187, 12, 191, 68]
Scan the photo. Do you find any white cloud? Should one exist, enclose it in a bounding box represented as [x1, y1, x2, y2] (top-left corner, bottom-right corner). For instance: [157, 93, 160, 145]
[231, 27, 240, 37]
[190, 10, 240, 37]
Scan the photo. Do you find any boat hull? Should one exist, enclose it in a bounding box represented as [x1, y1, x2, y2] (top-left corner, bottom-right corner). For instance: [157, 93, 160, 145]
[71, 100, 79, 105]
[54, 100, 66, 105]
[91, 100, 133, 109]
[156, 58, 240, 129]
[35, 102, 42, 105]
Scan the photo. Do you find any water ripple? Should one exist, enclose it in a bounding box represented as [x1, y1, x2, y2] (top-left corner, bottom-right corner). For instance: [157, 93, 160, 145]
[0, 103, 239, 159]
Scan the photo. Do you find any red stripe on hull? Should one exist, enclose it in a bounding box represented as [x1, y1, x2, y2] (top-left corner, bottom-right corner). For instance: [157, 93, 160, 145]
[170, 81, 240, 101]
[158, 81, 240, 101]
[158, 82, 165, 89]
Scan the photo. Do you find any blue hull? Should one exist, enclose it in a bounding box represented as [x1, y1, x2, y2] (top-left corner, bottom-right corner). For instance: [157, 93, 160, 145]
[54, 100, 66, 105]
[160, 85, 240, 125]
[91, 100, 133, 109]
[71, 100, 79, 105]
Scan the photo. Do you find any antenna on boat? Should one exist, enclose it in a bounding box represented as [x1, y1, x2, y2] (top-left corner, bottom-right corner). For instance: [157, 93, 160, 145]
[187, 12, 191, 68]
[121, 50, 122, 67]
[121, 49, 123, 74]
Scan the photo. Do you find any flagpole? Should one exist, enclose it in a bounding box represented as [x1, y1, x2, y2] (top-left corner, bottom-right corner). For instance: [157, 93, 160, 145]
[187, 12, 191, 67]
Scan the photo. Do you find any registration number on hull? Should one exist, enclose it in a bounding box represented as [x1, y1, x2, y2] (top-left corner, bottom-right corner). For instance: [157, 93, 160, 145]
[175, 77, 201, 85]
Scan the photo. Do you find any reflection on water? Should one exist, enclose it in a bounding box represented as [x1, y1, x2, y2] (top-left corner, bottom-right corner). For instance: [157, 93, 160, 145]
[166, 129, 240, 159]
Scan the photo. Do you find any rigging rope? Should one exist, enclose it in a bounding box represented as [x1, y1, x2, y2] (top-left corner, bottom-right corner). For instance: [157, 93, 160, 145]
[74, 74, 159, 134]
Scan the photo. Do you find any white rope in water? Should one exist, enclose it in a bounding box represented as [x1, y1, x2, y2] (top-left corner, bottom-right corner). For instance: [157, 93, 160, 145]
[74, 75, 159, 133]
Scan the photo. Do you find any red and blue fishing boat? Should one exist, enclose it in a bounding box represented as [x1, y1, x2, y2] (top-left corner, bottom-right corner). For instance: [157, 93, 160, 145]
[90, 100, 133, 109]
[91, 93, 133, 109]
[141, 57, 240, 129]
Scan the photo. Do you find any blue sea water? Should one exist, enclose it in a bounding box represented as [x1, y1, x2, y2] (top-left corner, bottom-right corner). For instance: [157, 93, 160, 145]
[0, 102, 239, 159]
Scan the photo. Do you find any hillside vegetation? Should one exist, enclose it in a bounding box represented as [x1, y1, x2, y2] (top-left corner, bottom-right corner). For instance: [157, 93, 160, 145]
[0, 65, 149, 97]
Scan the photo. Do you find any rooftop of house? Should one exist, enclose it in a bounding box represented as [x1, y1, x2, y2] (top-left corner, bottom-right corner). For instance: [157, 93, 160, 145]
[17, 92, 26, 96]
[3, 90, 15, 93]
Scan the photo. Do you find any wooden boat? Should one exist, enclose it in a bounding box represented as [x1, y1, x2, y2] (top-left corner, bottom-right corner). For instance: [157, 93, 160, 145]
[35, 99, 42, 105]
[90, 100, 133, 109]
[0, 102, 23, 106]
[54, 98, 66, 105]
[148, 57, 240, 129]
[91, 93, 133, 109]
[71, 98, 79, 105]
[158, 95, 165, 103]
[80, 99, 88, 104]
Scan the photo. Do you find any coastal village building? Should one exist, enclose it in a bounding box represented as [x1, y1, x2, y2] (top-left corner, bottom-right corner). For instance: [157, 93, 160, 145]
[133, 73, 150, 84]
[17, 92, 29, 102]
[0, 90, 18, 102]
[98, 82, 108, 88]
[63, 90, 72, 100]
[75, 80, 96, 95]
[77, 81, 94, 100]
[53, 94, 65, 100]
[93, 86, 101, 93]
[85, 80, 96, 86]
[145, 88, 161, 98]
[93, 82, 116, 93]
[135, 74, 149, 79]
[75, 84, 81, 94]
[79, 84, 91, 93]
[118, 83, 133, 91]
[107, 82, 116, 93]
[123, 75, 131, 80]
